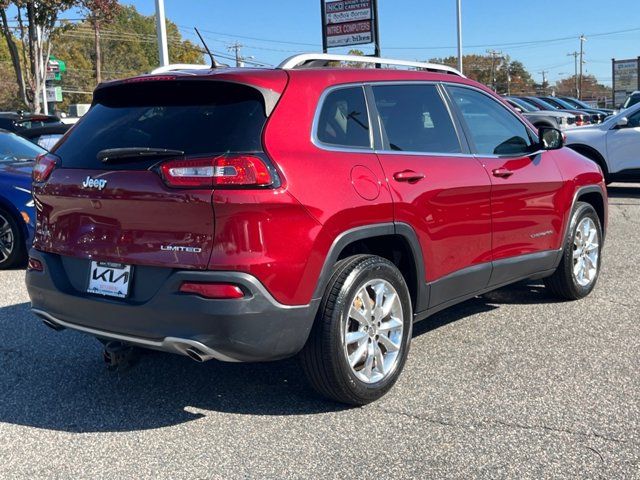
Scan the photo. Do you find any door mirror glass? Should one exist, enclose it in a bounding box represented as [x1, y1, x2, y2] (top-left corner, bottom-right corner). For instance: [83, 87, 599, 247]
[615, 117, 629, 129]
[539, 127, 564, 150]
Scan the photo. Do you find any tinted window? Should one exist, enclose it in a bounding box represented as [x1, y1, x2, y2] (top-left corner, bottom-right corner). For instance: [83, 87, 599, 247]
[0, 132, 45, 162]
[509, 97, 540, 112]
[545, 97, 575, 109]
[317, 87, 370, 148]
[526, 97, 559, 111]
[628, 109, 640, 128]
[54, 81, 267, 170]
[449, 86, 534, 156]
[623, 94, 640, 109]
[372, 84, 461, 153]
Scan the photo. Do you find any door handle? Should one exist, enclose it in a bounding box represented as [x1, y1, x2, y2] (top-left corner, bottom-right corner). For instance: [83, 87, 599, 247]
[393, 170, 425, 183]
[492, 168, 513, 178]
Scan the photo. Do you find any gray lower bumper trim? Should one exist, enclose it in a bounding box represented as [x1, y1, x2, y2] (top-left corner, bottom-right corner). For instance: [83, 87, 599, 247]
[32, 308, 240, 363]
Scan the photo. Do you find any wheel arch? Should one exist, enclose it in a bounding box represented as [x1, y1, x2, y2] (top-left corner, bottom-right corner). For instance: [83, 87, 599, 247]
[567, 185, 607, 242]
[312, 223, 428, 314]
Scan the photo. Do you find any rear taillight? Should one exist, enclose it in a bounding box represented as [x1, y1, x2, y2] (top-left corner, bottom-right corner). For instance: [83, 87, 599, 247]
[32, 153, 59, 183]
[179, 282, 244, 299]
[159, 154, 275, 188]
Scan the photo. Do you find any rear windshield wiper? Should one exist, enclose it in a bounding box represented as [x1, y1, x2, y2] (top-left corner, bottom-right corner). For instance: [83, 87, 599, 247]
[97, 147, 184, 163]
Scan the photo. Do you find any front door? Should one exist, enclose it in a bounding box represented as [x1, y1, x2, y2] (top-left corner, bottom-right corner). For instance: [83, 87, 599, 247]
[370, 83, 492, 309]
[606, 108, 640, 174]
[446, 85, 565, 285]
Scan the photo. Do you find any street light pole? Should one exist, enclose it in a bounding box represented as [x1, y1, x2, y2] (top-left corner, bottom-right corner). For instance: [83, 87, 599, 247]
[155, 0, 169, 67]
[456, 0, 463, 74]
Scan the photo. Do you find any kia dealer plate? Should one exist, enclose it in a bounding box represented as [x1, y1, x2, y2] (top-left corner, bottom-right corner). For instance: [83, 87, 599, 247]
[87, 261, 132, 298]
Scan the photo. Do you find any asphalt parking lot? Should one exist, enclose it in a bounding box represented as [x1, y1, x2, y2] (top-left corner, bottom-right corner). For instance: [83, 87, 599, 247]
[0, 185, 638, 479]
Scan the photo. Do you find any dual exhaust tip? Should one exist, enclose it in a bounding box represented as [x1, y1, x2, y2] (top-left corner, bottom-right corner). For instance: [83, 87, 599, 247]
[41, 317, 214, 363]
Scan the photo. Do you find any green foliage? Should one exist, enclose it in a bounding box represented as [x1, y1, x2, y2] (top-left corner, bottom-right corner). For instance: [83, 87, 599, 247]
[0, 3, 203, 111]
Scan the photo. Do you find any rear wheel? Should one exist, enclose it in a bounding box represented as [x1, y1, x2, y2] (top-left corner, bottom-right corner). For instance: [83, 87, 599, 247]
[0, 208, 26, 270]
[544, 202, 602, 299]
[301, 255, 412, 405]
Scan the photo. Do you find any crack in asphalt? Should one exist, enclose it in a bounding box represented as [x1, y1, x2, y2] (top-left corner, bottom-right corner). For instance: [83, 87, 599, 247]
[374, 406, 631, 446]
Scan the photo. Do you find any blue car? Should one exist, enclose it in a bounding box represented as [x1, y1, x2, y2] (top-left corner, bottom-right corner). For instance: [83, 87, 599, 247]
[0, 130, 45, 269]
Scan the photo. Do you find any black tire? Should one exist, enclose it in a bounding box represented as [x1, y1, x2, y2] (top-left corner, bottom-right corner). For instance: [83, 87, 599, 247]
[0, 207, 26, 270]
[300, 255, 413, 405]
[544, 202, 602, 300]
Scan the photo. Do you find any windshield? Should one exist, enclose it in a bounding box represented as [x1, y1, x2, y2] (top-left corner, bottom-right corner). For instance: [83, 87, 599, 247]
[549, 97, 580, 109]
[508, 97, 540, 112]
[528, 97, 561, 110]
[623, 94, 640, 109]
[562, 97, 588, 109]
[0, 132, 46, 162]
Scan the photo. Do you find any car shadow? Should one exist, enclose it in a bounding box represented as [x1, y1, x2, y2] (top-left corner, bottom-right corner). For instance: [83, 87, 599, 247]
[0, 280, 560, 433]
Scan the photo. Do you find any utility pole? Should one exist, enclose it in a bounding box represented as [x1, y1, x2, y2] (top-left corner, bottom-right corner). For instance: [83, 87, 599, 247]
[487, 49, 502, 92]
[228, 42, 245, 67]
[154, 0, 169, 67]
[568, 51, 579, 98]
[540, 70, 548, 95]
[456, 0, 463, 74]
[579, 34, 587, 100]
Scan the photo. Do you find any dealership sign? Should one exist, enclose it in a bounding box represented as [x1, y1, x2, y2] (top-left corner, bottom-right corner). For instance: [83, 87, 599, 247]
[322, 0, 376, 48]
[612, 58, 640, 106]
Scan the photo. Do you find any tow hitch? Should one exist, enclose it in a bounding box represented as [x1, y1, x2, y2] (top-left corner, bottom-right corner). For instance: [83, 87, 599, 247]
[102, 341, 140, 371]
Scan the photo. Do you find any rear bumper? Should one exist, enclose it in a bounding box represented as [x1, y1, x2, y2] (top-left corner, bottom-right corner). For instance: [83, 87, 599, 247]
[26, 250, 319, 362]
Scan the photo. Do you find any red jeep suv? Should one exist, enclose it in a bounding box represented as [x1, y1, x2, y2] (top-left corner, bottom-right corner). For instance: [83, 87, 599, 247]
[26, 54, 607, 405]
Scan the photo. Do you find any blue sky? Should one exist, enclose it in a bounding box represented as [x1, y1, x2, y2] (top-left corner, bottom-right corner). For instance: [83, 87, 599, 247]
[121, 0, 639, 86]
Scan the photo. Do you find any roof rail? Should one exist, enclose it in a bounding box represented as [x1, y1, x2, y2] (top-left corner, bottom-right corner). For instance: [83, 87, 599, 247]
[150, 63, 228, 74]
[278, 53, 464, 77]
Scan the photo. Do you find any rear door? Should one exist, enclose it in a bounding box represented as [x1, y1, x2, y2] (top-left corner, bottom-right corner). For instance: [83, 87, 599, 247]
[370, 83, 493, 309]
[445, 85, 564, 284]
[34, 79, 271, 270]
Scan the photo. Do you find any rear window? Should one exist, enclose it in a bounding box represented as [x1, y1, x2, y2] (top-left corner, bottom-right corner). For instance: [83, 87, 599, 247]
[54, 81, 267, 170]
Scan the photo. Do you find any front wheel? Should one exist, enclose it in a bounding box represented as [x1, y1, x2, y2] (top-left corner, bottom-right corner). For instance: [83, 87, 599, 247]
[544, 202, 602, 300]
[300, 255, 413, 405]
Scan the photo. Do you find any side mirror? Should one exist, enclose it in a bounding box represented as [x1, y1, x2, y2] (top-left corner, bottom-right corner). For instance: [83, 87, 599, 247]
[615, 117, 629, 129]
[513, 106, 523, 113]
[538, 126, 564, 150]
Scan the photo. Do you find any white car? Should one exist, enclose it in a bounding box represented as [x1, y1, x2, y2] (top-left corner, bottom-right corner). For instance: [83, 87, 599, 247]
[565, 102, 640, 183]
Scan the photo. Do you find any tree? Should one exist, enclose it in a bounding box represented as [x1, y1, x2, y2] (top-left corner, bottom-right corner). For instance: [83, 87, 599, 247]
[79, 0, 120, 84]
[430, 54, 536, 95]
[0, 0, 77, 112]
[51, 5, 203, 110]
[554, 74, 611, 102]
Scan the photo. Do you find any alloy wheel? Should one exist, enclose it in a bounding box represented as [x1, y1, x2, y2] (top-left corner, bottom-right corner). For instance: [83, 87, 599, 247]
[0, 213, 14, 263]
[573, 217, 599, 287]
[342, 279, 404, 384]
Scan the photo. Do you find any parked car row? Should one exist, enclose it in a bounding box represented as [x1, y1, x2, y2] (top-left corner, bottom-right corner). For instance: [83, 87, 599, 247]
[504, 95, 614, 128]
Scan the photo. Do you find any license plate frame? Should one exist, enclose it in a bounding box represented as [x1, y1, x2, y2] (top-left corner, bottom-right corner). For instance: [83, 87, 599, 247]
[87, 261, 133, 299]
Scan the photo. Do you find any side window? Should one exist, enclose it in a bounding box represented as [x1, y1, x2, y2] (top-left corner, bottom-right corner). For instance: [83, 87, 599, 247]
[372, 84, 461, 153]
[627, 109, 640, 128]
[448, 86, 534, 156]
[316, 86, 371, 149]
